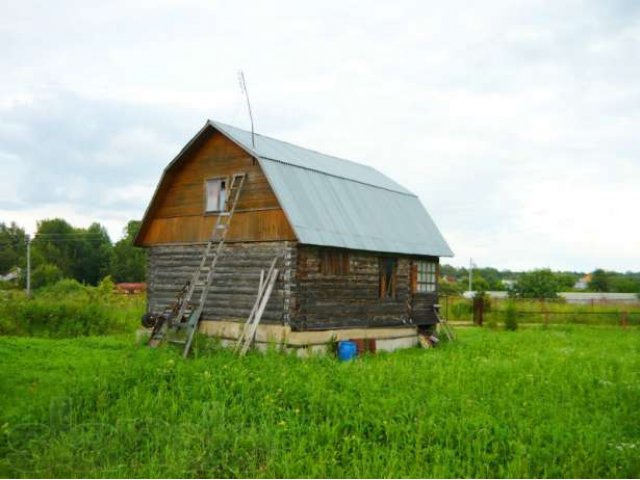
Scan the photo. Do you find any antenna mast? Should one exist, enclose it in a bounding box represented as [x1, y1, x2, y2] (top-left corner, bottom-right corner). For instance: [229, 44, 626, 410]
[237, 70, 256, 150]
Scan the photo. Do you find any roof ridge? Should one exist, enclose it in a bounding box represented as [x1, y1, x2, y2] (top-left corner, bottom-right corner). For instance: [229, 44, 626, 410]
[258, 156, 417, 197]
[209, 119, 390, 175]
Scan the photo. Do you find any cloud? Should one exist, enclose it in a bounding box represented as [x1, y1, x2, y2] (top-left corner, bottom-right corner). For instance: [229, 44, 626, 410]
[0, 0, 638, 270]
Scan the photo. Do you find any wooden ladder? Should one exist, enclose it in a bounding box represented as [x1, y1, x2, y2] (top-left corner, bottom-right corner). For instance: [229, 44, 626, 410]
[234, 257, 281, 356]
[433, 304, 455, 341]
[149, 172, 247, 357]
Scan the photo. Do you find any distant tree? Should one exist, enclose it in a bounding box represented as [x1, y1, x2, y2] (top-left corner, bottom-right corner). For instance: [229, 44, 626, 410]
[554, 272, 579, 291]
[476, 267, 504, 290]
[609, 275, 640, 293]
[509, 269, 559, 299]
[0, 222, 28, 274]
[72, 223, 112, 285]
[31, 218, 113, 286]
[438, 278, 462, 296]
[31, 263, 64, 289]
[472, 275, 490, 293]
[111, 220, 146, 282]
[32, 218, 76, 277]
[588, 269, 610, 292]
[439, 264, 459, 279]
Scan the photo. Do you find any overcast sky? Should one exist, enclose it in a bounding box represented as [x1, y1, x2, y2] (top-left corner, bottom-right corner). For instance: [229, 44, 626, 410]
[1, 0, 639, 272]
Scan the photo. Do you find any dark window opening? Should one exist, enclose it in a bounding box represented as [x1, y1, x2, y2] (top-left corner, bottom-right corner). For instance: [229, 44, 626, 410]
[379, 257, 397, 298]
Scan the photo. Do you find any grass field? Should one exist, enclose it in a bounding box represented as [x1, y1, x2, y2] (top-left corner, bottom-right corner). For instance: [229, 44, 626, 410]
[1, 326, 638, 478]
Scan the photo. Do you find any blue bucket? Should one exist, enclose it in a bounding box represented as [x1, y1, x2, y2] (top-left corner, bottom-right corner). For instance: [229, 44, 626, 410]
[337, 340, 357, 361]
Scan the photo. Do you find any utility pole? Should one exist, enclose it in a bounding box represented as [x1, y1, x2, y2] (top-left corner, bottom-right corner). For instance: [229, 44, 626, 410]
[26, 234, 31, 297]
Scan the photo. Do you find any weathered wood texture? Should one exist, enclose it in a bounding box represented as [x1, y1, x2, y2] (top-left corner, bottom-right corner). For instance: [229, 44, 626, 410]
[289, 246, 440, 330]
[290, 247, 409, 330]
[411, 293, 439, 325]
[147, 242, 297, 324]
[137, 129, 296, 245]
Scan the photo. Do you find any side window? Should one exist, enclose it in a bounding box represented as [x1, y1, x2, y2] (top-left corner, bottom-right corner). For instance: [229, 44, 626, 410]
[379, 257, 398, 298]
[319, 249, 350, 275]
[205, 178, 227, 212]
[413, 260, 437, 293]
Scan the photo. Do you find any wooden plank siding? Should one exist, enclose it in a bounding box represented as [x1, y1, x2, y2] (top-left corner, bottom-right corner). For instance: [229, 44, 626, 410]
[147, 242, 297, 323]
[137, 130, 296, 245]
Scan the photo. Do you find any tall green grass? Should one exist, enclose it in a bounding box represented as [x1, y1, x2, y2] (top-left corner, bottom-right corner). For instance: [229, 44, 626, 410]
[0, 278, 144, 337]
[1, 327, 638, 478]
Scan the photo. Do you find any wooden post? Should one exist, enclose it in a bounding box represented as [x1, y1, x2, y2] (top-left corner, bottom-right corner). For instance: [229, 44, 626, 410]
[473, 295, 484, 326]
[621, 311, 629, 329]
[542, 300, 549, 327]
[445, 295, 449, 322]
[26, 235, 31, 297]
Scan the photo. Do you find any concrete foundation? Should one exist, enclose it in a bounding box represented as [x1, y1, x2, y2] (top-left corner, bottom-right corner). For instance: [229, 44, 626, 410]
[198, 320, 419, 355]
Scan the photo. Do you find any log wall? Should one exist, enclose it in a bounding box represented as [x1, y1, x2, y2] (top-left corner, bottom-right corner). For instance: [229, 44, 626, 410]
[289, 246, 440, 330]
[147, 242, 296, 324]
[411, 293, 439, 325]
[290, 246, 411, 330]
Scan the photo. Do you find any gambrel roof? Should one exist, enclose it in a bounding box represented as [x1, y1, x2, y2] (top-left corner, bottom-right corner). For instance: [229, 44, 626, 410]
[139, 120, 453, 257]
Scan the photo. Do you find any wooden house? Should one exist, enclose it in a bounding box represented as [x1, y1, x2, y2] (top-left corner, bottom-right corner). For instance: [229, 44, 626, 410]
[134, 121, 453, 352]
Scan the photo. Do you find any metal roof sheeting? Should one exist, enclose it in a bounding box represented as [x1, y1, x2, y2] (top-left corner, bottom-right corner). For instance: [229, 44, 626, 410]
[209, 121, 412, 194]
[211, 120, 454, 257]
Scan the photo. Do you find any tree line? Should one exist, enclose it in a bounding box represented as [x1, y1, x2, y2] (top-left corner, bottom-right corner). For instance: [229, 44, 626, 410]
[2, 218, 640, 296]
[439, 265, 640, 297]
[0, 219, 145, 289]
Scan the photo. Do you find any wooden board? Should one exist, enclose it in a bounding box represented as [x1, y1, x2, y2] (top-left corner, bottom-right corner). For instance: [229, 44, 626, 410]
[136, 129, 296, 245]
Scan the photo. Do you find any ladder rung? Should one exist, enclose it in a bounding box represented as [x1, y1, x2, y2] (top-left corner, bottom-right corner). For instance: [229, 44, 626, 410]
[218, 212, 231, 217]
[169, 339, 187, 345]
[215, 224, 227, 229]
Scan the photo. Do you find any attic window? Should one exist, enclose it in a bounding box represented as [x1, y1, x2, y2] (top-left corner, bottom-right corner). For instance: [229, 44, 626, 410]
[379, 258, 397, 298]
[205, 178, 227, 212]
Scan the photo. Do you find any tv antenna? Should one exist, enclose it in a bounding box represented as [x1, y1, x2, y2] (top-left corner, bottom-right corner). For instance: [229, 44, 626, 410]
[237, 70, 256, 150]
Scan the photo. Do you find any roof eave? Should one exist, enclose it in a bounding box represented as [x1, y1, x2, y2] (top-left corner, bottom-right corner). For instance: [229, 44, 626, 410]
[134, 121, 216, 246]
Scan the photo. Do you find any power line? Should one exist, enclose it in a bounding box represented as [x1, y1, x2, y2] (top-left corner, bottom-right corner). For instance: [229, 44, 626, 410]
[33, 232, 109, 237]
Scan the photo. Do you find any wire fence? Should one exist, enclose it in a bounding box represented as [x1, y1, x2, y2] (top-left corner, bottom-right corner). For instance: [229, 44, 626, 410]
[440, 295, 640, 327]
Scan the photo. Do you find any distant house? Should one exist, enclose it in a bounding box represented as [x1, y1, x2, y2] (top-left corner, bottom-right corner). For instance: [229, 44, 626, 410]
[0, 267, 21, 283]
[134, 121, 453, 352]
[116, 283, 147, 294]
[574, 274, 592, 290]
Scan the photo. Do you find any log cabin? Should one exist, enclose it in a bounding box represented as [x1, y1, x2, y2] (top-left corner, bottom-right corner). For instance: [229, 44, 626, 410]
[134, 120, 453, 353]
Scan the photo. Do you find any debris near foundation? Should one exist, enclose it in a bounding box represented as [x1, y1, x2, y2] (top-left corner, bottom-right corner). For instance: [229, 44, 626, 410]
[418, 332, 440, 349]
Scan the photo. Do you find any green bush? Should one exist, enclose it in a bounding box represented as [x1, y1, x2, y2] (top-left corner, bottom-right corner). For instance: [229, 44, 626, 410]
[30, 263, 64, 289]
[504, 301, 518, 331]
[0, 278, 143, 338]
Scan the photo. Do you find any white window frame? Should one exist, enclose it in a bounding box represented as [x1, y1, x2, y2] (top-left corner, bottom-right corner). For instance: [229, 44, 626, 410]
[416, 261, 437, 293]
[204, 177, 227, 213]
